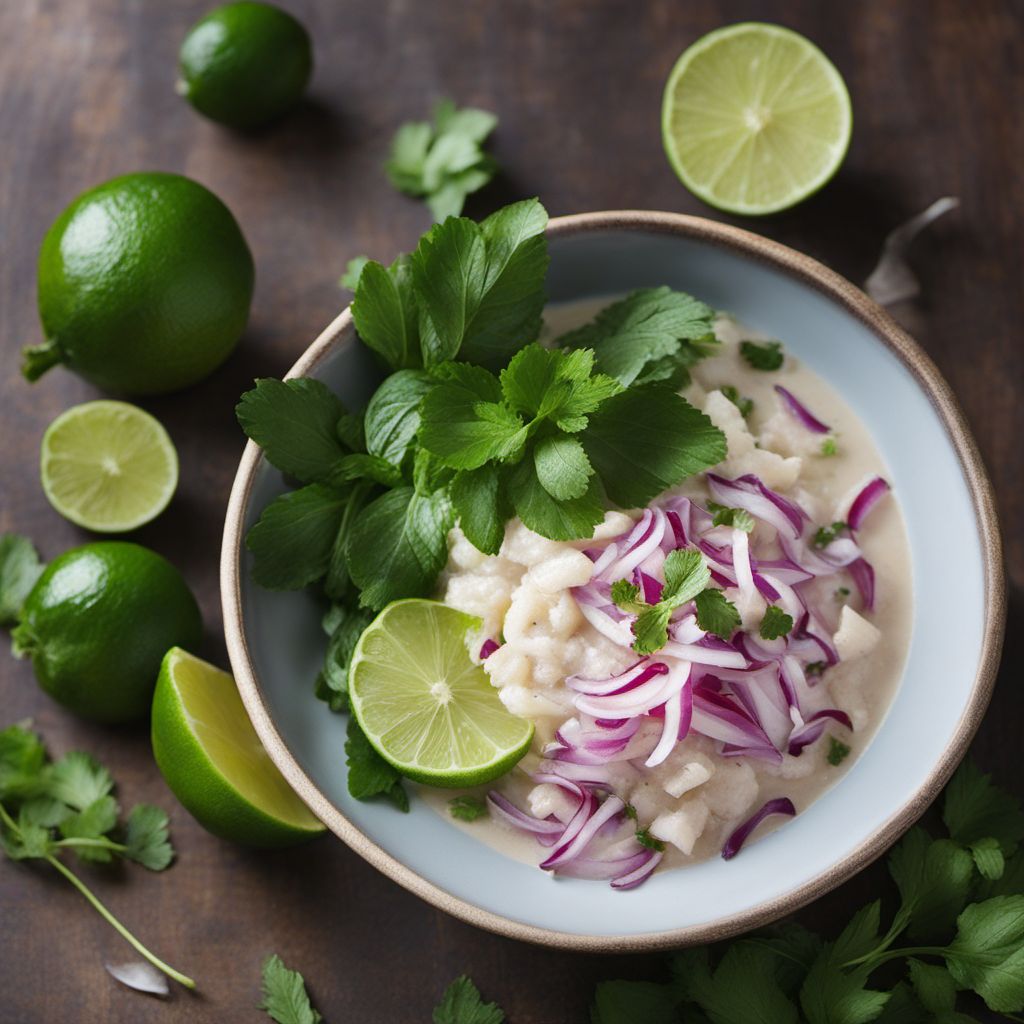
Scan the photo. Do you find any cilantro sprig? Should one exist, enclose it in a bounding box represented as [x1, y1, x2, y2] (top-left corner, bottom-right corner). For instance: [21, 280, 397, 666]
[0, 724, 190, 988]
[740, 338, 785, 371]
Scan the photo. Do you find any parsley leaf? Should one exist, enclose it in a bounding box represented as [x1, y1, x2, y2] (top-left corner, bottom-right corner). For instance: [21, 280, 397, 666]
[721, 384, 754, 418]
[556, 286, 717, 387]
[946, 896, 1024, 1012]
[687, 942, 800, 1024]
[740, 339, 785, 371]
[237, 378, 350, 484]
[907, 958, 957, 1016]
[694, 588, 742, 640]
[340, 255, 369, 291]
[352, 255, 422, 370]
[828, 736, 851, 766]
[316, 606, 375, 713]
[362, 369, 436, 469]
[448, 796, 488, 822]
[344, 716, 408, 811]
[259, 954, 323, 1024]
[122, 804, 174, 871]
[943, 759, 1024, 858]
[432, 975, 505, 1024]
[385, 99, 498, 222]
[0, 534, 44, 626]
[760, 605, 794, 640]
[591, 980, 679, 1024]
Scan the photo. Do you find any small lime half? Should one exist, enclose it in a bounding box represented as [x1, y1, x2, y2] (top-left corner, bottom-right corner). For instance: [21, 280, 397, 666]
[41, 401, 178, 533]
[661, 22, 852, 215]
[152, 648, 324, 847]
[349, 600, 534, 788]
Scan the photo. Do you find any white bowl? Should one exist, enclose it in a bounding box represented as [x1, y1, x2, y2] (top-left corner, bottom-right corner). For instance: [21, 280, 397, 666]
[222, 212, 1004, 951]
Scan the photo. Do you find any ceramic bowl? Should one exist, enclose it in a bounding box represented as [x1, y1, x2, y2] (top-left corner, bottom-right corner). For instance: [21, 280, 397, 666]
[222, 212, 1004, 951]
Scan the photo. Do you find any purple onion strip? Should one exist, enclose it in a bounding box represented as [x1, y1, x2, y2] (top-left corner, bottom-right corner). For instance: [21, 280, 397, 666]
[775, 385, 831, 434]
[721, 798, 797, 860]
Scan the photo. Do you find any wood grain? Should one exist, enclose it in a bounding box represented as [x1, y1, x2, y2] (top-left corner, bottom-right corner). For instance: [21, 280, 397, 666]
[0, 1, 1021, 1020]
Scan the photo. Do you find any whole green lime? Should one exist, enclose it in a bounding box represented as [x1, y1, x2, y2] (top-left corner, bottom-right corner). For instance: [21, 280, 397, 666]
[12, 543, 202, 724]
[178, 2, 313, 129]
[27, 172, 254, 395]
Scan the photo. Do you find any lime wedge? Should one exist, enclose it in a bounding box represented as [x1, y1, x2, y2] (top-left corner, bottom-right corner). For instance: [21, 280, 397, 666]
[661, 22, 852, 215]
[349, 600, 534, 788]
[151, 648, 324, 847]
[41, 401, 178, 532]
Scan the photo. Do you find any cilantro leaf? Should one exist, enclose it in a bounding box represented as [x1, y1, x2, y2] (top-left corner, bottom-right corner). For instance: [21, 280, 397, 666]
[345, 717, 408, 811]
[688, 942, 800, 1024]
[363, 369, 435, 469]
[721, 384, 754, 418]
[814, 522, 848, 548]
[582, 386, 727, 508]
[828, 737, 852, 766]
[740, 339, 785, 371]
[47, 751, 114, 810]
[632, 605, 675, 656]
[663, 548, 711, 604]
[0, 724, 48, 801]
[710, 505, 755, 532]
[533, 434, 593, 501]
[0, 534, 44, 626]
[432, 975, 504, 1024]
[506, 458, 605, 542]
[943, 759, 1024, 857]
[557, 287, 717, 387]
[259, 954, 323, 1024]
[610, 579, 645, 614]
[316, 606, 374, 714]
[907, 959, 957, 1016]
[237, 378, 350, 484]
[946, 896, 1024, 1012]
[821, 436, 839, 457]
[340, 255, 369, 291]
[1, 816, 53, 860]
[344, 487, 453, 611]
[694, 588, 742, 640]
[591, 980, 678, 1024]
[122, 804, 174, 871]
[450, 464, 505, 556]
[246, 484, 351, 590]
[59, 795, 119, 863]
[448, 796, 488, 822]
[352, 255, 422, 370]
[760, 605, 794, 640]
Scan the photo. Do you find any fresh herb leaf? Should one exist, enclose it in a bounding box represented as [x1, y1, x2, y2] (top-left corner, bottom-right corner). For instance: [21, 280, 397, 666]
[533, 433, 593, 501]
[448, 796, 488, 822]
[344, 486, 453, 611]
[386, 99, 498, 222]
[835, 586, 851, 602]
[340, 255, 370, 291]
[907, 958, 957, 1016]
[740, 339, 785, 371]
[344, 716, 408, 812]
[827, 737, 851, 766]
[582, 387, 727, 509]
[59, 795, 120, 863]
[630, 549, 711, 654]
[946, 896, 1024, 1012]
[760, 605, 794, 640]
[432, 975, 505, 1024]
[362, 369, 436, 469]
[610, 579, 645, 615]
[694, 588, 742, 640]
[246, 485, 351, 590]
[449, 465, 505, 556]
[821, 436, 839, 456]
[237, 378, 350, 484]
[0, 534, 44, 626]
[688, 942, 800, 1024]
[711, 505, 755, 532]
[122, 804, 174, 871]
[0, 724, 47, 801]
[507, 459, 605, 542]
[968, 836, 1005, 881]
[316, 606, 375, 713]
[807, 661, 828, 679]
[48, 751, 114, 810]
[556, 286, 717, 387]
[332, 453, 404, 488]
[721, 384, 754, 418]
[943, 759, 1024, 857]
[591, 980, 679, 1024]
[259, 954, 323, 1024]
[352, 255, 423, 371]
[814, 522, 848, 548]
[635, 827, 665, 852]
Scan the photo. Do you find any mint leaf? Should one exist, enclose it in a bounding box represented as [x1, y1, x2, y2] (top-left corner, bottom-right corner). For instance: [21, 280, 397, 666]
[582, 386, 727, 508]
[332, 453, 404, 488]
[363, 369, 435, 469]
[448, 796, 488, 822]
[943, 760, 1024, 857]
[760, 605, 794, 640]
[740, 339, 785, 371]
[688, 942, 800, 1024]
[591, 980, 678, 1024]
[345, 716, 408, 812]
[316, 605, 374, 713]
[47, 751, 114, 810]
[533, 434, 593, 501]
[507, 458, 605, 542]
[352, 255, 422, 370]
[721, 384, 754, 418]
[246, 485, 350, 590]
[889, 828, 974, 941]
[0, 534, 44, 626]
[450, 465, 504, 556]
[259, 954, 323, 1024]
[694, 588, 741, 640]
[345, 487, 452, 610]
[433, 975, 504, 1024]
[237, 378, 350, 484]
[946, 896, 1024, 1012]
[340, 255, 369, 291]
[557, 287, 717, 387]
[122, 804, 174, 871]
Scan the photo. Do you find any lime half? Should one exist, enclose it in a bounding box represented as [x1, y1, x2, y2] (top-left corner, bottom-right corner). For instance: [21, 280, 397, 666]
[349, 600, 534, 788]
[662, 22, 852, 215]
[152, 648, 324, 847]
[41, 401, 178, 532]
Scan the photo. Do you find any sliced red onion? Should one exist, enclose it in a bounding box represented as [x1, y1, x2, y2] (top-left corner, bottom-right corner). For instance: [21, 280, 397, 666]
[541, 795, 625, 870]
[846, 476, 891, 530]
[775, 385, 831, 434]
[671, 614, 705, 645]
[597, 509, 666, 582]
[665, 509, 689, 548]
[576, 600, 635, 647]
[567, 661, 668, 696]
[635, 569, 663, 604]
[574, 671, 678, 718]
[643, 662, 692, 767]
[662, 637, 749, 670]
[486, 792, 565, 837]
[590, 542, 620, 577]
[848, 557, 876, 611]
[611, 850, 663, 890]
[707, 473, 806, 539]
[788, 709, 853, 756]
[479, 639, 500, 660]
[819, 536, 862, 567]
[692, 689, 775, 754]
[752, 557, 815, 586]
[721, 798, 797, 860]
[536, 762, 613, 787]
[728, 670, 793, 750]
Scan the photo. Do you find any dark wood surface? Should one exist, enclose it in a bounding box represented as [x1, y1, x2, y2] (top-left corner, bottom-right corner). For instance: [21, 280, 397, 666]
[1, 1, 1021, 1020]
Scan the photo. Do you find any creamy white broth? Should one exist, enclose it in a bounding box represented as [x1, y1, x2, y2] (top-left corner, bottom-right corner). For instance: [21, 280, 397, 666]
[422, 297, 913, 872]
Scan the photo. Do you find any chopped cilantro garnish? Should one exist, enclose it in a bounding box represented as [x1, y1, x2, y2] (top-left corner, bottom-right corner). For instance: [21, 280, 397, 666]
[720, 384, 754, 417]
[805, 661, 828, 678]
[448, 795, 489, 822]
[635, 827, 666, 853]
[820, 436, 839, 456]
[710, 505, 755, 532]
[759, 605, 794, 640]
[827, 736, 851, 766]
[814, 521, 848, 548]
[739, 339, 784, 371]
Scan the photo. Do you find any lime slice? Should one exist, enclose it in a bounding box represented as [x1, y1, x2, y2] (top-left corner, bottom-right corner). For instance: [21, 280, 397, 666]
[661, 22, 852, 215]
[41, 401, 178, 532]
[349, 599, 534, 788]
[151, 647, 324, 847]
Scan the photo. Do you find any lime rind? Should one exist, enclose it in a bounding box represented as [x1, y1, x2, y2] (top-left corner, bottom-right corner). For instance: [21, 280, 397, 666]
[661, 22, 852, 215]
[349, 599, 534, 788]
[40, 400, 179, 533]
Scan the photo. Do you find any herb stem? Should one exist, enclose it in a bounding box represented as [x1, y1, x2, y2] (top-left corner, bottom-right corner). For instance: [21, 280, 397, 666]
[44, 853, 195, 989]
[53, 836, 129, 854]
[843, 945, 949, 971]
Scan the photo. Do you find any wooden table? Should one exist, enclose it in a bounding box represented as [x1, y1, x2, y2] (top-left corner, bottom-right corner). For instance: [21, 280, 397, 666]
[1, 1, 1020, 1020]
